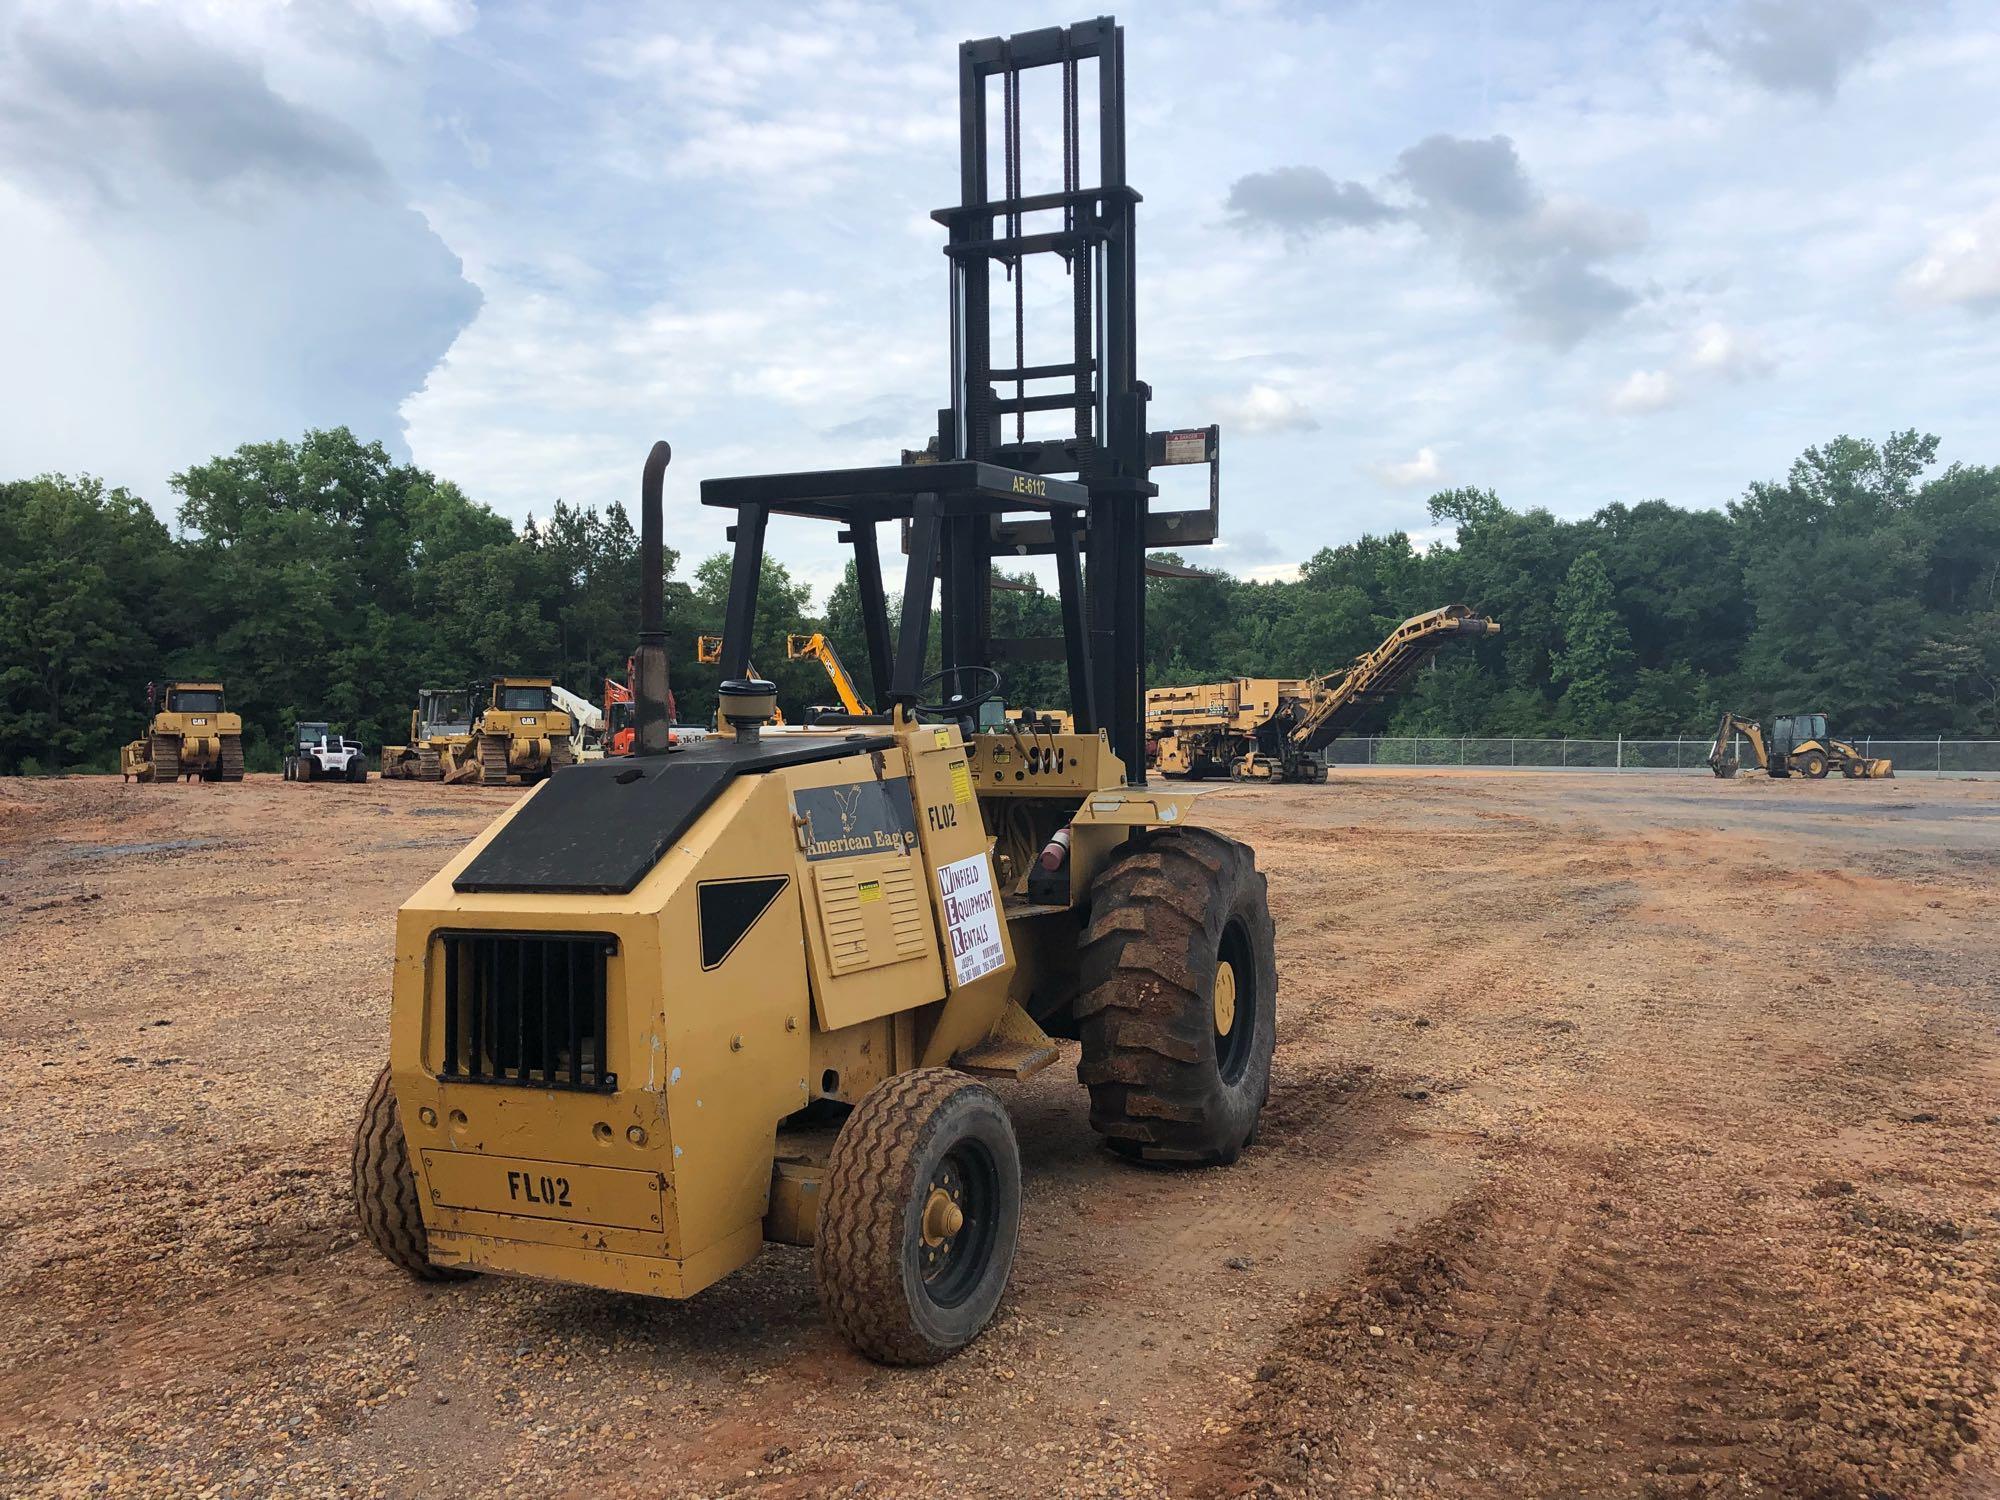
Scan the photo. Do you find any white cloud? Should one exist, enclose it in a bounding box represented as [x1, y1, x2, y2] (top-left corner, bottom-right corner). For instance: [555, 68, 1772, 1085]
[1609, 369, 1678, 413]
[1242, 562, 1303, 584]
[0, 3, 477, 509]
[1215, 383, 1319, 435]
[5, 0, 2000, 585]
[1901, 202, 2000, 312]
[1688, 321, 1776, 378]
[1372, 446, 1445, 486]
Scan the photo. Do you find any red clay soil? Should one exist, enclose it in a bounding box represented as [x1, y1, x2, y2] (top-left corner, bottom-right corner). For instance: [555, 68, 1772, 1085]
[0, 769, 1995, 1497]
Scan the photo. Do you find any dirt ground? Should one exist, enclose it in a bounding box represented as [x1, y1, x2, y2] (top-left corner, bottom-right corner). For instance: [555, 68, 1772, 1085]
[1, 768, 1996, 1499]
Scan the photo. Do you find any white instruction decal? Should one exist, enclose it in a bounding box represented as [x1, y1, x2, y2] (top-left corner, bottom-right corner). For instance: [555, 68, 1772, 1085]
[936, 853, 1005, 985]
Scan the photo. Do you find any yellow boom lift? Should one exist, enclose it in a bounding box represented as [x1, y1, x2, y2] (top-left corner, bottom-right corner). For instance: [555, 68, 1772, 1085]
[1707, 711, 1893, 779]
[121, 681, 244, 783]
[1148, 604, 1500, 783]
[350, 19, 1280, 1365]
[787, 632, 870, 718]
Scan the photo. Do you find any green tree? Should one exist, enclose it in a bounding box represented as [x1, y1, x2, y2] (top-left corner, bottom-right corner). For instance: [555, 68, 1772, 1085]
[0, 476, 178, 772]
[1551, 550, 1633, 735]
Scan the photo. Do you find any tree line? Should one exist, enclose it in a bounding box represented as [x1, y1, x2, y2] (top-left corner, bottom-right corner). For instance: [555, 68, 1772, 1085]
[1, 426, 1994, 775]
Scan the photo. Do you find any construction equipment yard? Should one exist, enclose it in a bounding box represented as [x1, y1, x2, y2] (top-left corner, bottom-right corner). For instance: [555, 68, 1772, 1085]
[3, 770, 1994, 1499]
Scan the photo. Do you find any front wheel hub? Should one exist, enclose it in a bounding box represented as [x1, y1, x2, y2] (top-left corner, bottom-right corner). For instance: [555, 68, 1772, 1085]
[1213, 960, 1239, 1038]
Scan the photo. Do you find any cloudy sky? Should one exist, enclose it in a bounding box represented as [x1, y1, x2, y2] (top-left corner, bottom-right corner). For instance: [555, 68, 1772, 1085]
[3, 0, 1996, 598]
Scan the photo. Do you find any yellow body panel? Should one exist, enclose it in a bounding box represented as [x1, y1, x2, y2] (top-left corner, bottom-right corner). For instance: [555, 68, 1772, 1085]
[391, 771, 815, 1295]
[386, 720, 1053, 1299]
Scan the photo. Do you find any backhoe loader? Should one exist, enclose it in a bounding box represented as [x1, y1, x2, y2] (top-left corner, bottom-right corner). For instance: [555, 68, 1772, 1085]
[1707, 710, 1894, 779]
[121, 681, 244, 783]
[351, 18, 1279, 1366]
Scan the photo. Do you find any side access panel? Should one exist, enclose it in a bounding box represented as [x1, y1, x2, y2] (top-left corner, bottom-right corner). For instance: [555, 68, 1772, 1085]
[786, 749, 949, 1031]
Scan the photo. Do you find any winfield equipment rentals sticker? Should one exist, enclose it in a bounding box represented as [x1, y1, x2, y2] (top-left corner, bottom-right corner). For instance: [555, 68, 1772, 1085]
[936, 854, 1005, 984]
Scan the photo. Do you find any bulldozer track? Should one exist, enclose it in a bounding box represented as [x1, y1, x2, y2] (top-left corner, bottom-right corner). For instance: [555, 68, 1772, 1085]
[417, 747, 441, 781]
[477, 736, 511, 786]
[151, 733, 180, 783]
[217, 735, 244, 782]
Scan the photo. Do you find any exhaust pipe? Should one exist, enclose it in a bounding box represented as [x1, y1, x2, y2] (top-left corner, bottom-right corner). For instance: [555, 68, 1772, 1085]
[635, 441, 673, 756]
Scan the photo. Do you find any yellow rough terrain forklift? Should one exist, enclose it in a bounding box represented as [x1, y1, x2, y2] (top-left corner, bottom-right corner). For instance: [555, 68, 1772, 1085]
[120, 680, 245, 783]
[1708, 710, 1894, 779]
[465, 676, 575, 785]
[351, 17, 1277, 1364]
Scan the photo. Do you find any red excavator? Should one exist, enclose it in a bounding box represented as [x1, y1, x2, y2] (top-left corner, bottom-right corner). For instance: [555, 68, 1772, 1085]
[603, 657, 678, 757]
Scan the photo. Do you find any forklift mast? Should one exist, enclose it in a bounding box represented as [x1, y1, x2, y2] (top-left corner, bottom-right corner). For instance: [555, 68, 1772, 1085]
[701, 16, 1218, 783]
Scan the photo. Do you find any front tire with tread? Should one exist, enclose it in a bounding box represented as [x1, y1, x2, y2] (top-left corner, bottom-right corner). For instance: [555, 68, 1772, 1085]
[352, 1065, 472, 1282]
[813, 1069, 1020, 1365]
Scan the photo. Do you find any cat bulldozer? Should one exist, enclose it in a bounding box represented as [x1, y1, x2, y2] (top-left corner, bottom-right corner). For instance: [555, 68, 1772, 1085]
[464, 676, 574, 785]
[351, 18, 1279, 1366]
[381, 688, 478, 782]
[120, 681, 245, 783]
[1708, 710, 1894, 779]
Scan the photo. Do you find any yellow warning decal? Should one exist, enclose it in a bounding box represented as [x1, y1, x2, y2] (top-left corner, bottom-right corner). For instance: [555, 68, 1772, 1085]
[857, 880, 883, 903]
[933, 728, 951, 749]
[949, 759, 972, 804]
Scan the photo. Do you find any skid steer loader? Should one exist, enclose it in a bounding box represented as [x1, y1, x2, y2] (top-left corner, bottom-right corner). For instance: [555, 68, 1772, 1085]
[351, 17, 1279, 1365]
[121, 681, 245, 783]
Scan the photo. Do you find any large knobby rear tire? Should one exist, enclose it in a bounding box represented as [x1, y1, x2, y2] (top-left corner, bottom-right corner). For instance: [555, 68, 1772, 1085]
[1800, 750, 1829, 779]
[352, 1065, 473, 1282]
[1076, 826, 1277, 1167]
[813, 1069, 1021, 1365]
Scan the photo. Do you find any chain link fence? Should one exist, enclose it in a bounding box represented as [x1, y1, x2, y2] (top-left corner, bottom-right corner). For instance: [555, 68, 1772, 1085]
[1325, 736, 2000, 777]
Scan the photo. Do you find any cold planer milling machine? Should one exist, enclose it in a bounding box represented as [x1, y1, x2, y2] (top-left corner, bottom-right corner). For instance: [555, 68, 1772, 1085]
[351, 16, 1277, 1364]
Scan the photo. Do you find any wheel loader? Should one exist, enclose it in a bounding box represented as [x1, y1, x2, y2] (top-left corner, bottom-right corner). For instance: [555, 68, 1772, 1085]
[380, 688, 477, 782]
[120, 681, 244, 783]
[351, 17, 1279, 1365]
[1708, 710, 1894, 779]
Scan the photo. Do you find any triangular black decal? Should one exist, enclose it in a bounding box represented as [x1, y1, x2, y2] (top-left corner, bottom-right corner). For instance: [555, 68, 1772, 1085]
[698, 876, 791, 970]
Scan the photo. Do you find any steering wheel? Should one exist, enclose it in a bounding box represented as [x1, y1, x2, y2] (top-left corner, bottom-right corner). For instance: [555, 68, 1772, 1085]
[915, 665, 1003, 718]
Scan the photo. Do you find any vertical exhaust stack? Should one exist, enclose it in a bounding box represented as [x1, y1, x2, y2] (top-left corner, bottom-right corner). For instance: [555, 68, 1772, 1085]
[635, 441, 673, 756]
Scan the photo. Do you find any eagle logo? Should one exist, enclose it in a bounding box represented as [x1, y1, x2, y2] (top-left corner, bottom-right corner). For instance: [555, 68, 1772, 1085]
[834, 785, 865, 833]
